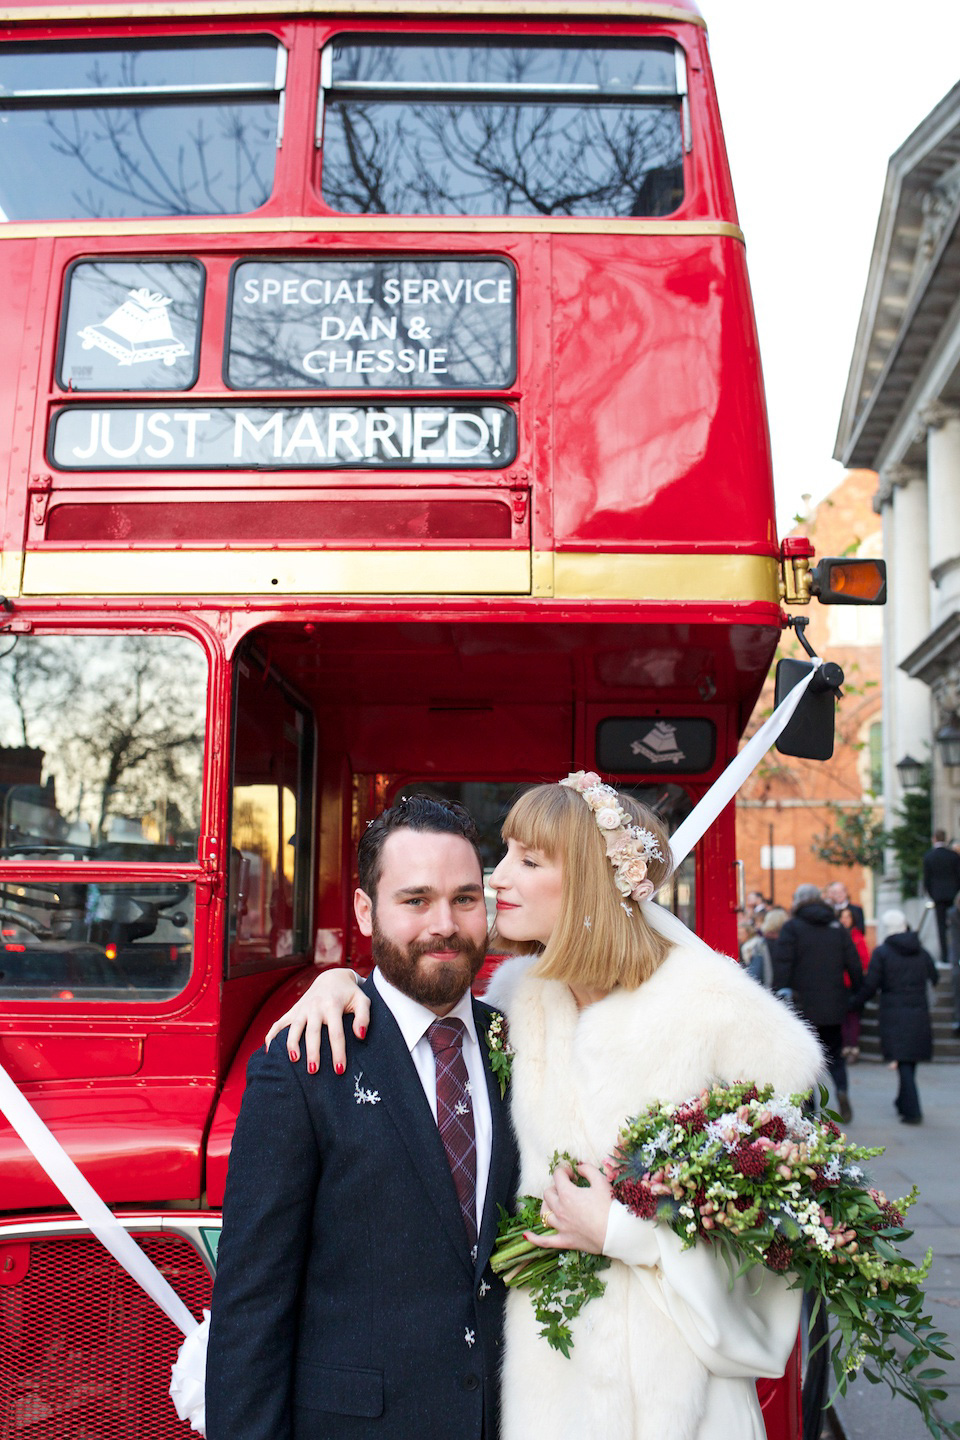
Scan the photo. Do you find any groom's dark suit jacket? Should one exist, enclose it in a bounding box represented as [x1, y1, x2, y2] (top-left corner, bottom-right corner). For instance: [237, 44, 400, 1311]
[205, 978, 518, 1440]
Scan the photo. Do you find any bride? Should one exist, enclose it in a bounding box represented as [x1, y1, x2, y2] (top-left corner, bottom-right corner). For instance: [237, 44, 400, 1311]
[268, 774, 822, 1440]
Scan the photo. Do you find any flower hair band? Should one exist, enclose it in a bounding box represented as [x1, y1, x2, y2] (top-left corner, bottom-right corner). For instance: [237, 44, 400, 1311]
[559, 771, 664, 903]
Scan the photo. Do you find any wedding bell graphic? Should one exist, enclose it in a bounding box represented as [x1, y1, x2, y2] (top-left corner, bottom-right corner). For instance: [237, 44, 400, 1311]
[79, 287, 189, 367]
[630, 720, 686, 766]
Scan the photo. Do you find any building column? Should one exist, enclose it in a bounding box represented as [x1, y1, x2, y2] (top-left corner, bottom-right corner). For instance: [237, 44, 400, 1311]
[878, 465, 931, 908]
[876, 483, 898, 805]
[890, 465, 931, 764]
[921, 400, 960, 628]
[875, 480, 902, 921]
[931, 669, 960, 843]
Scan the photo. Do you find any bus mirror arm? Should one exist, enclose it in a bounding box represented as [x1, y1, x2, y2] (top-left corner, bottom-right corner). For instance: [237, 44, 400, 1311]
[785, 615, 845, 696]
[786, 613, 818, 659]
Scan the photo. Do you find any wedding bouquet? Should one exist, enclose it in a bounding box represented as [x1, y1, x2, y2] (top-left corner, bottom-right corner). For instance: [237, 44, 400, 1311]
[491, 1080, 957, 1438]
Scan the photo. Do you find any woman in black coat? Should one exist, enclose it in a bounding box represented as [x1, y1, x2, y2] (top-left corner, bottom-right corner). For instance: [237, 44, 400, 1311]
[853, 909, 938, 1124]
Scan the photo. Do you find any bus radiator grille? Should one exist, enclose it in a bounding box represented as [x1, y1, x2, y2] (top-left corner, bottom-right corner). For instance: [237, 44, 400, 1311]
[0, 1232, 212, 1439]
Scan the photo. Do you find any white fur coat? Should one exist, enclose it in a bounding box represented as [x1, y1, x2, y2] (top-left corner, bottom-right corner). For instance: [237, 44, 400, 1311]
[484, 944, 824, 1440]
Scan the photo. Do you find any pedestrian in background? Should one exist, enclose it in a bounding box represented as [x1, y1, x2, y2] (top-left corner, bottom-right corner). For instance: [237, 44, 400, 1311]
[825, 879, 865, 934]
[839, 904, 869, 1063]
[773, 883, 863, 1122]
[745, 890, 769, 926]
[851, 909, 938, 1126]
[736, 909, 753, 960]
[922, 828, 960, 961]
[745, 906, 788, 988]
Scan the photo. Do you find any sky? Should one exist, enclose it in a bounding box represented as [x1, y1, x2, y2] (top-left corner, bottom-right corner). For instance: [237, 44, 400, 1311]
[704, 0, 960, 533]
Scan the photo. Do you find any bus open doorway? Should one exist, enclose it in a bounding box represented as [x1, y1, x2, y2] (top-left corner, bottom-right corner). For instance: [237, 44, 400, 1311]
[223, 610, 776, 993]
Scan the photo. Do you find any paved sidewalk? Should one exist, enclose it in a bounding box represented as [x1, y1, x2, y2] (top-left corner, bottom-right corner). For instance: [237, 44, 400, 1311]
[824, 1061, 959, 1440]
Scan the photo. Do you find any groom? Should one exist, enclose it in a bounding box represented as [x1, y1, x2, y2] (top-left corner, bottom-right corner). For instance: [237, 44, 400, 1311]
[205, 795, 518, 1440]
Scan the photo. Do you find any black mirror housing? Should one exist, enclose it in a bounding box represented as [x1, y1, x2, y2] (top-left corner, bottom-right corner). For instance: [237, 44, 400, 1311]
[773, 658, 844, 760]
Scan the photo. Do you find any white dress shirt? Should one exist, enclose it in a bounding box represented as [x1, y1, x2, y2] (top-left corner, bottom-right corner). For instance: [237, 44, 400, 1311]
[374, 968, 493, 1236]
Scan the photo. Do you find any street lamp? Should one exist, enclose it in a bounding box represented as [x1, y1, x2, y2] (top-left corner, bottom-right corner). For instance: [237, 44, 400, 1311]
[896, 753, 925, 789]
[935, 718, 960, 769]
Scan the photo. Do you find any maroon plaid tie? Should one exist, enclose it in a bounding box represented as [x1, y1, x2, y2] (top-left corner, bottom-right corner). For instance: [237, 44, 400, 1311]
[427, 1018, 477, 1251]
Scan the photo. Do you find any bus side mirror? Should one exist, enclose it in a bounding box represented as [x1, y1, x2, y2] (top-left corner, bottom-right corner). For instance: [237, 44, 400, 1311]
[811, 557, 886, 605]
[773, 658, 845, 760]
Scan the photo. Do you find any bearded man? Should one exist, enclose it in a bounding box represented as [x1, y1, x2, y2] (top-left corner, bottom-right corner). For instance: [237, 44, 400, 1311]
[205, 795, 518, 1440]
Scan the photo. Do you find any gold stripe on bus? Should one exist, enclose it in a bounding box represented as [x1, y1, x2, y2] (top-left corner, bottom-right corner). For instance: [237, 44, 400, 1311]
[0, 217, 744, 242]
[0, 3, 706, 26]
[21, 548, 532, 596]
[0, 550, 24, 597]
[531, 549, 555, 598]
[550, 552, 781, 604]
[19, 549, 780, 604]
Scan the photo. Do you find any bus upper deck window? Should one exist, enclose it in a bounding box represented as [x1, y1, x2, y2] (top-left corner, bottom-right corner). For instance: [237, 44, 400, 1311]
[318, 39, 687, 219]
[0, 38, 287, 222]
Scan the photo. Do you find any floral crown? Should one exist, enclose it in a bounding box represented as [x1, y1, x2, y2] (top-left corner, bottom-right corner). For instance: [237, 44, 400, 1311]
[559, 771, 664, 903]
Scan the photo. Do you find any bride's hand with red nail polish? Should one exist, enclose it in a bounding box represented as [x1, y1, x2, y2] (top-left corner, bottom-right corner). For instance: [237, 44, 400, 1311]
[265, 968, 370, 1075]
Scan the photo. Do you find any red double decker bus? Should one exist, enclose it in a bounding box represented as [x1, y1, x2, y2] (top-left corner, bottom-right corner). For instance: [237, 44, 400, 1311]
[0, 2, 825, 1435]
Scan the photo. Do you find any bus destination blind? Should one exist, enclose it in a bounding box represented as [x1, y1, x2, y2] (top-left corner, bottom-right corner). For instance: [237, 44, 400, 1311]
[50, 404, 518, 470]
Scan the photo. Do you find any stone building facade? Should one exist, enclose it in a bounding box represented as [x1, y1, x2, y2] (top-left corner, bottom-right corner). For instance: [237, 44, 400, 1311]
[836, 79, 960, 919]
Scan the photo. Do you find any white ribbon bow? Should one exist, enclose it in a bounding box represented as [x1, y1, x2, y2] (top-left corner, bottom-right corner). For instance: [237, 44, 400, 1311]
[169, 1310, 210, 1433]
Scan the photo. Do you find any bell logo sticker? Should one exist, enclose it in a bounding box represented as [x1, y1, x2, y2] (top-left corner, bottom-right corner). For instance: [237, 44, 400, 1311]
[597, 717, 715, 776]
[630, 722, 686, 766]
[78, 287, 190, 368]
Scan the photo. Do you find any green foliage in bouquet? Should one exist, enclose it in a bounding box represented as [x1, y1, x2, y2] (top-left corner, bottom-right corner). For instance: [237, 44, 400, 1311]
[491, 1161, 610, 1359]
[491, 1082, 958, 1438]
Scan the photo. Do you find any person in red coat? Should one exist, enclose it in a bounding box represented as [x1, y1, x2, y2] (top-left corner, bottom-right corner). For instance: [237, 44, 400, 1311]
[839, 905, 869, 1062]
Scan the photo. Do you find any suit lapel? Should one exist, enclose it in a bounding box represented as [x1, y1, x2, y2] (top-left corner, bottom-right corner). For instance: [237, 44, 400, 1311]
[362, 979, 475, 1276]
[473, 996, 517, 1277]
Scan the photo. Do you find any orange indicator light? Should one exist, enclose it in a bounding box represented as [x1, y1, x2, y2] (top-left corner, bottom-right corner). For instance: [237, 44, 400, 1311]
[829, 561, 885, 600]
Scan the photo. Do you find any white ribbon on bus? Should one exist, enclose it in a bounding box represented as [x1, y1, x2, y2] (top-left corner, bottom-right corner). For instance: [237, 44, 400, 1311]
[0, 659, 820, 1438]
[0, 1056, 208, 1426]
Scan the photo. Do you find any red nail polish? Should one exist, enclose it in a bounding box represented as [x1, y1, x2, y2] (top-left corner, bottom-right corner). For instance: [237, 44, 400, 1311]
[335, 1062, 345, 1076]
[357, 1026, 367, 1040]
[308, 1061, 317, 1075]
[289, 1050, 299, 1063]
